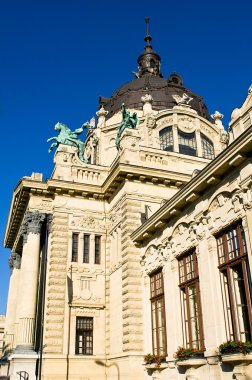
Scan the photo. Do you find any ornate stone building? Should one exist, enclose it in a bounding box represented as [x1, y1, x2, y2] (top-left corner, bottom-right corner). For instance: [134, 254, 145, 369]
[3, 23, 252, 380]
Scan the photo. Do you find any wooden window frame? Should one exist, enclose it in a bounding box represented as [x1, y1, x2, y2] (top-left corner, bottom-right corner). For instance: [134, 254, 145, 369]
[72, 233, 79, 262]
[150, 270, 167, 356]
[178, 250, 204, 350]
[75, 316, 93, 355]
[216, 222, 252, 342]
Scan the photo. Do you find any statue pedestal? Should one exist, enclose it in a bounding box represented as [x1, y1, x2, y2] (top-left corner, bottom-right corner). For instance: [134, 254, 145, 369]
[52, 144, 79, 180]
[119, 129, 141, 163]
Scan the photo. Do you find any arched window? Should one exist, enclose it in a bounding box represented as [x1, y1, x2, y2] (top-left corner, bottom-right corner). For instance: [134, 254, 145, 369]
[201, 133, 214, 159]
[178, 129, 197, 156]
[159, 127, 173, 152]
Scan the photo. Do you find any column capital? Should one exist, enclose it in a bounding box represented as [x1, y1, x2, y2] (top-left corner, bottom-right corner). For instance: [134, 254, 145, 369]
[8, 252, 21, 271]
[23, 211, 46, 237]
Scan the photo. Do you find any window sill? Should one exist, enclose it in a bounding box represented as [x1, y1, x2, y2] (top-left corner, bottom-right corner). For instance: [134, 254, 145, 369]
[144, 363, 168, 370]
[221, 353, 252, 364]
[176, 358, 207, 368]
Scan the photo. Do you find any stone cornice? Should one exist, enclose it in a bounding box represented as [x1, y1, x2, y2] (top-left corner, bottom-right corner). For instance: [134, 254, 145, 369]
[131, 125, 252, 243]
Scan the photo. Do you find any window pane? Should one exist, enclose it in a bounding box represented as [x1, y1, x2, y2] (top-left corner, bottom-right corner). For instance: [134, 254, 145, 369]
[95, 235, 101, 264]
[159, 127, 173, 152]
[83, 234, 90, 263]
[217, 223, 252, 342]
[150, 270, 167, 356]
[178, 130, 197, 156]
[72, 233, 78, 262]
[201, 133, 214, 159]
[76, 317, 93, 355]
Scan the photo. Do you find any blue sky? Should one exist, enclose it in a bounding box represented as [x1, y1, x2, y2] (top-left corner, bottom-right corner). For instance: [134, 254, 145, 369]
[0, 0, 251, 314]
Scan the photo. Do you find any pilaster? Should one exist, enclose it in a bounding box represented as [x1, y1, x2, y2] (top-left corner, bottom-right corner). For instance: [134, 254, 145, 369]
[120, 198, 143, 352]
[43, 211, 69, 354]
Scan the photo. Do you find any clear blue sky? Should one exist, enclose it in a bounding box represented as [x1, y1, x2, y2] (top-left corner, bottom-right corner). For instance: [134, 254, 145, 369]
[0, 0, 251, 314]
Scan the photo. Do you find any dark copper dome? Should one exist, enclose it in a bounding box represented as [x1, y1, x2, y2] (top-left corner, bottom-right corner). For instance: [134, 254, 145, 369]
[98, 18, 211, 121]
[99, 73, 211, 121]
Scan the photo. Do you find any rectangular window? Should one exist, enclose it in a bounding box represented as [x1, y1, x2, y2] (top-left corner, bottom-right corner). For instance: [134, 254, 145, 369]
[72, 233, 79, 262]
[75, 317, 93, 355]
[178, 250, 204, 350]
[150, 270, 167, 356]
[94, 235, 101, 264]
[83, 234, 90, 263]
[216, 223, 252, 342]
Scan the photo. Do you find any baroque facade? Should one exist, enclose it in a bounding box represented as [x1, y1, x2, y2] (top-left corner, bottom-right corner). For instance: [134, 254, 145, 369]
[2, 25, 252, 380]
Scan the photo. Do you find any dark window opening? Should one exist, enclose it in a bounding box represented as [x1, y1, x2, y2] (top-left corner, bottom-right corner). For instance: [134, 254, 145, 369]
[159, 126, 173, 152]
[72, 233, 79, 262]
[83, 234, 90, 263]
[201, 133, 214, 159]
[75, 317, 93, 355]
[178, 130, 197, 156]
[94, 235, 101, 264]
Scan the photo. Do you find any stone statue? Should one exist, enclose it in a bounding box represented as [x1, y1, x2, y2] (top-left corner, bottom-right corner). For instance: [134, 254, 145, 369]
[172, 93, 193, 105]
[115, 104, 139, 149]
[47, 122, 90, 162]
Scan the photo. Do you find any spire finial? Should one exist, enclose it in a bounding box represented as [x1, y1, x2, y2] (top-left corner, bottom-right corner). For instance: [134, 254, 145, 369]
[144, 16, 152, 46]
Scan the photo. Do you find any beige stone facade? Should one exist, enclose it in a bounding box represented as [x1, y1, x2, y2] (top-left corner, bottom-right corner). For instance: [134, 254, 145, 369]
[2, 35, 252, 380]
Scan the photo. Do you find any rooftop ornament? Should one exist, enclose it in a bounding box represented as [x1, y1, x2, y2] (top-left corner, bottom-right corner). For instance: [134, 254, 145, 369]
[115, 104, 139, 149]
[47, 121, 92, 162]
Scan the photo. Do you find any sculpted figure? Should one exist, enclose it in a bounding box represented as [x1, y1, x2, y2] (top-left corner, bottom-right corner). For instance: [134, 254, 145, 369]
[47, 122, 90, 162]
[115, 104, 139, 149]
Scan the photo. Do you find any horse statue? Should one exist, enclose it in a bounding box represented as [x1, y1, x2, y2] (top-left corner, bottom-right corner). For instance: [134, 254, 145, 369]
[47, 122, 90, 162]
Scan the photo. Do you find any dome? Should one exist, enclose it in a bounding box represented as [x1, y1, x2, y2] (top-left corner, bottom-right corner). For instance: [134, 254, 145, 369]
[98, 18, 211, 121]
[99, 73, 211, 120]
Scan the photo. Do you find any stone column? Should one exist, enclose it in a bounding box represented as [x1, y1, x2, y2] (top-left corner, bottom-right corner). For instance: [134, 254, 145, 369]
[16, 211, 46, 352]
[4, 253, 21, 352]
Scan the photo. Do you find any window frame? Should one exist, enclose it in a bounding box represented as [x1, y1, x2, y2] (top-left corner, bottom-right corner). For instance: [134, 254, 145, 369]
[94, 235, 101, 264]
[178, 129, 197, 156]
[83, 234, 90, 264]
[71, 233, 79, 262]
[216, 222, 252, 342]
[178, 250, 204, 351]
[159, 126, 174, 152]
[75, 316, 93, 355]
[150, 269, 167, 356]
[201, 133, 215, 160]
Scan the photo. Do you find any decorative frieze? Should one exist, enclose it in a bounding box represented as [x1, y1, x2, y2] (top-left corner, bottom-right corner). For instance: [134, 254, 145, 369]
[70, 215, 105, 232]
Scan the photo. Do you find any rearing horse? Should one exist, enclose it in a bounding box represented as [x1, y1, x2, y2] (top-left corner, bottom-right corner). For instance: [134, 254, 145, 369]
[47, 122, 89, 161]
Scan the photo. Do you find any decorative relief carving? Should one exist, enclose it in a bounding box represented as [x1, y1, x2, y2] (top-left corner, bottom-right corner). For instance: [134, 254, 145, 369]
[109, 260, 123, 275]
[157, 116, 173, 129]
[140, 244, 169, 274]
[73, 308, 100, 317]
[177, 115, 196, 132]
[31, 198, 53, 211]
[8, 252, 21, 270]
[71, 215, 105, 232]
[108, 211, 121, 231]
[173, 93, 193, 105]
